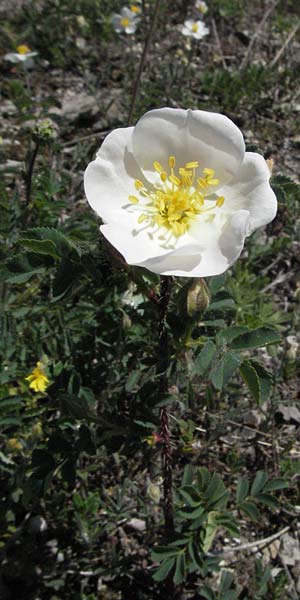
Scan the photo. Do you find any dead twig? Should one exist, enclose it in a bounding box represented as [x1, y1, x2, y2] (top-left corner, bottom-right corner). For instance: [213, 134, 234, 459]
[240, 0, 280, 69]
[219, 525, 291, 557]
[278, 553, 299, 600]
[127, 0, 161, 125]
[270, 23, 300, 68]
[62, 129, 110, 148]
[211, 17, 227, 69]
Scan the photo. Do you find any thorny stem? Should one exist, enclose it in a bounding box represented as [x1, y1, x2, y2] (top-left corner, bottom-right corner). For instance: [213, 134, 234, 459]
[25, 141, 39, 205]
[158, 275, 174, 535]
[127, 0, 161, 125]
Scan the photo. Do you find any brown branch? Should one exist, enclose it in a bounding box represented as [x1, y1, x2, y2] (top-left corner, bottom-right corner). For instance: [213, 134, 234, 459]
[158, 276, 174, 535]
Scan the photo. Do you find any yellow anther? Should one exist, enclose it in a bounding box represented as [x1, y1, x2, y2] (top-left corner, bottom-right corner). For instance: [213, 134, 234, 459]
[203, 168, 215, 178]
[138, 214, 148, 223]
[135, 179, 144, 190]
[120, 17, 130, 27]
[153, 161, 163, 173]
[192, 23, 198, 33]
[129, 160, 225, 240]
[17, 44, 30, 55]
[169, 175, 181, 186]
[197, 177, 208, 189]
[185, 161, 199, 169]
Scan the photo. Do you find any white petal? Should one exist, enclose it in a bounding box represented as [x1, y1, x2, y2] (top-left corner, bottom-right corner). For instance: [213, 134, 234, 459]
[220, 152, 277, 234]
[84, 127, 145, 221]
[131, 108, 245, 186]
[102, 209, 250, 277]
[139, 211, 249, 276]
[100, 217, 171, 264]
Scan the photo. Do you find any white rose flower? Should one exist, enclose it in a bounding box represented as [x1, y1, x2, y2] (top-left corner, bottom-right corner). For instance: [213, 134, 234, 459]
[181, 20, 209, 40]
[84, 108, 277, 277]
[3, 44, 38, 64]
[195, 0, 208, 14]
[111, 7, 139, 34]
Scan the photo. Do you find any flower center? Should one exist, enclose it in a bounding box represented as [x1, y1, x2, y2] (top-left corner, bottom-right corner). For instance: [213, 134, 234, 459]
[130, 4, 141, 12]
[192, 23, 198, 33]
[128, 156, 225, 241]
[120, 17, 130, 27]
[17, 44, 30, 55]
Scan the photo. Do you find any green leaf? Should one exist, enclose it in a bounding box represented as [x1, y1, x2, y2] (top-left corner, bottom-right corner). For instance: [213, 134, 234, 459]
[236, 478, 249, 504]
[263, 478, 288, 492]
[248, 361, 273, 404]
[240, 501, 260, 521]
[205, 473, 229, 509]
[209, 273, 227, 296]
[178, 505, 205, 520]
[203, 511, 219, 553]
[191, 341, 217, 377]
[182, 464, 195, 487]
[255, 493, 279, 509]
[219, 570, 235, 593]
[151, 546, 179, 561]
[199, 585, 216, 600]
[179, 487, 201, 508]
[210, 352, 242, 390]
[206, 299, 235, 312]
[52, 259, 82, 299]
[19, 238, 60, 260]
[173, 553, 186, 586]
[198, 467, 210, 489]
[240, 361, 260, 403]
[217, 326, 248, 346]
[187, 541, 203, 572]
[21, 227, 80, 260]
[230, 328, 281, 350]
[60, 394, 94, 420]
[251, 471, 268, 497]
[152, 557, 175, 582]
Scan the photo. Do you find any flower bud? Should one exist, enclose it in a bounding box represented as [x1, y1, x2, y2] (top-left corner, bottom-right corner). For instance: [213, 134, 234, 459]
[32, 118, 58, 144]
[178, 277, 210, 320]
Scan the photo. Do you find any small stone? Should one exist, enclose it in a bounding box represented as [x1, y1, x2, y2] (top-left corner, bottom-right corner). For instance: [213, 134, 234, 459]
[126, 518, 146, 532]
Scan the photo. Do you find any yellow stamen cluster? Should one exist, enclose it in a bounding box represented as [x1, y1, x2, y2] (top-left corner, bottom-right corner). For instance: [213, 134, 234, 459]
[120, 17, 130, 27]
[25, 361, 50, 393]
[130, 4, 141, 13]
[192, 23, 198, 33]
[17, 44, 30, 55]
[128, 156, 225, 240]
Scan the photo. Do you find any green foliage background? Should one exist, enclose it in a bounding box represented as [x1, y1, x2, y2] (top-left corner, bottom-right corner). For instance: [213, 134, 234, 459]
[1, 0, 300, 598]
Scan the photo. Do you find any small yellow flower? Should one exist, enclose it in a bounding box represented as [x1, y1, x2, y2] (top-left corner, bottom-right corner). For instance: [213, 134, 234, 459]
[7, 438, 23, 452]
[25, 361, 50, 393]
[16, 44, 31, 55]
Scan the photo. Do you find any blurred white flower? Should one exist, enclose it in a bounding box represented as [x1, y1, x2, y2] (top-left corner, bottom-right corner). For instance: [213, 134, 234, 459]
[84, 107, 277, 278]
[3, 44, 38, 65]
[111, 7, 140, 34]
[195, 0, 208, 14]
[181, 19, 209, 40]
